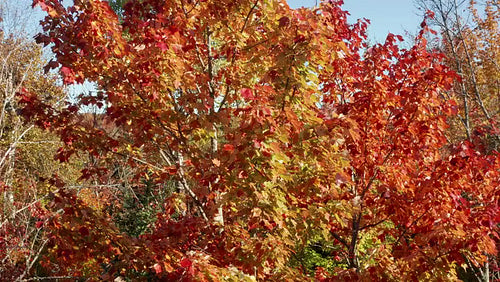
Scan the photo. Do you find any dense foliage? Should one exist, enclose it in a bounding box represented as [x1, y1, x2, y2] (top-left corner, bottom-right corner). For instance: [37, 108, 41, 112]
[1, 0, 499, 280]
[419, 0, 500, 278]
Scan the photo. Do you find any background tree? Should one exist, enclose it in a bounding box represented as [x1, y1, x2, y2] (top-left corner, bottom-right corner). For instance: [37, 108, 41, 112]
[0, 1, 84, 279]
[417, 0, 499, 151]
[0, 31, 82, 282]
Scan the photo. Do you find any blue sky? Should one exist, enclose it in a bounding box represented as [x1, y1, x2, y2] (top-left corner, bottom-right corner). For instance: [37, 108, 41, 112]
[287, 0, 424, 43]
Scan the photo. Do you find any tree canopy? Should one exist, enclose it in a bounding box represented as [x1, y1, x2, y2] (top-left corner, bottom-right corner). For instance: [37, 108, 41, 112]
[1, 0, 499, 280]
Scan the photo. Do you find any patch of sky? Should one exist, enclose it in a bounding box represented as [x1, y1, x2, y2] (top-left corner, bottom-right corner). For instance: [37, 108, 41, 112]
[287, 0, 424, 44]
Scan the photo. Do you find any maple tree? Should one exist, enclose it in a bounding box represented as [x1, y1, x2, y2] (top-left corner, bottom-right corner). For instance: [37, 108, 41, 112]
[11, 0, 500, 280]
[416, 0, 500, 279]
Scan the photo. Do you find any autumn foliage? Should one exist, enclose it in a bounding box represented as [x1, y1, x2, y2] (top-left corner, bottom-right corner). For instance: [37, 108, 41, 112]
[441, 0, 499, 152]
[0, 30, 81, 280]
[2, 0, 499, 280]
